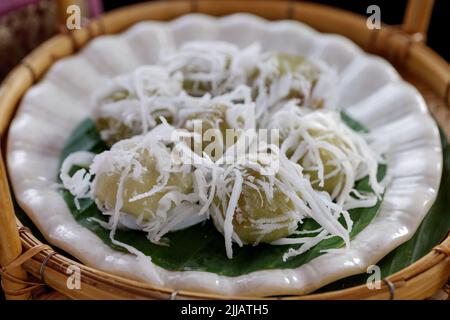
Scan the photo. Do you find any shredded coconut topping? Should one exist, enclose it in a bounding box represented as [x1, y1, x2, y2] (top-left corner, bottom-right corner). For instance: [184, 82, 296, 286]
[60, 41, 385, 262]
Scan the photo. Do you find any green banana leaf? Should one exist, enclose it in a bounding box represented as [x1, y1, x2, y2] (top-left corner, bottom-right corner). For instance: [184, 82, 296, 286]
[56, 115, 386, 277]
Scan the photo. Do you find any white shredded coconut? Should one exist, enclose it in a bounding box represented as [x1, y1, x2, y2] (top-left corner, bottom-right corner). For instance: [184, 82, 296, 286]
[60, 40, 385, 262]
[268, 107, 384, 207]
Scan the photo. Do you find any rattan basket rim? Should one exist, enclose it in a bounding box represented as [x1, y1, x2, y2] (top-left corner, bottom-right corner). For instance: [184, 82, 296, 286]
[0, 0, 448, 300]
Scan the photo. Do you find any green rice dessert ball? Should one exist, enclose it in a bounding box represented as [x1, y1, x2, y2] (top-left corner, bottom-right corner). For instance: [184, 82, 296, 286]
[90, 134, 194, 228]
[252, 53, 335, 114]
[270, 108, 382, 203]
[219, 169, 297, 244]
[211, 163, 300, 259]
[163, 41, 260, 97]
[93, 66, 183, 145]
[179, 98, 255, 161]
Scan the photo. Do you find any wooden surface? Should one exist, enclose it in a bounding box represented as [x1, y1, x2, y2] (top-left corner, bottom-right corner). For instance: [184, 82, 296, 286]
[0, 156, 30, 300]
[403, 0, 435, 35]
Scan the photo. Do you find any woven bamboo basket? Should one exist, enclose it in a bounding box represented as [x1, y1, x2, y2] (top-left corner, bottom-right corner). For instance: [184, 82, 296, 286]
[0, 0, 449, 300]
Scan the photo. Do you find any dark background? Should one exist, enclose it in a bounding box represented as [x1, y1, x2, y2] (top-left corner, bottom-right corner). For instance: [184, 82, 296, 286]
[103, 0, 450, 62]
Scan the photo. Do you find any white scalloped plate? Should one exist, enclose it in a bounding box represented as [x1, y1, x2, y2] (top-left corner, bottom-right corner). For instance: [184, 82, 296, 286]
[7, 14, 442, 297]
